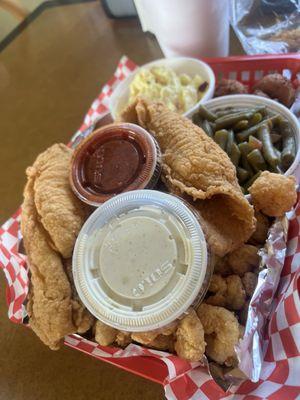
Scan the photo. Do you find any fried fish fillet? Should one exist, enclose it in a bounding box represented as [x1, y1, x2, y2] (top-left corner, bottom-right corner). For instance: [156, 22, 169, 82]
[64, 258, 94, 334]
[121, 99, 256, 256]
[27, 143, 87, 258]
[21, 177, 75, 350]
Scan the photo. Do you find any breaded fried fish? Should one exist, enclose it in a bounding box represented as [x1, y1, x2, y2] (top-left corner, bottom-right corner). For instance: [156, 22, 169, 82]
[21, 177, 75, 350]
[122, 99, 256, 256]
[27, 143, 87, 258]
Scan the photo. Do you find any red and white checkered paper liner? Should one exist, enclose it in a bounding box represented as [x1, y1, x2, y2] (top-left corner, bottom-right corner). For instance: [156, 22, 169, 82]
[1, 56, 300, 400]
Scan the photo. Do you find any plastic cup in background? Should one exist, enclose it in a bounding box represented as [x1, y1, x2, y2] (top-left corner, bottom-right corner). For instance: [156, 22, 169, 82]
[134, 0, 230, 58]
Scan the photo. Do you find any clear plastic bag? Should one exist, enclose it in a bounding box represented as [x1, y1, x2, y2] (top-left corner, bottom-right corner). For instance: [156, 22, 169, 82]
[231, 0, 300, 54]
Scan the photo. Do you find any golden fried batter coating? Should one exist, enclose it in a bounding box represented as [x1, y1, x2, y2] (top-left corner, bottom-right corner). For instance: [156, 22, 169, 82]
[27, 143, 87, 258]
[228, 244, 260, 276]
[131, 321, 178, 347]
[64, 258, 94, 334]
[131, 331, 158, 345]
[206, 274, 246, 310]
[249, 171, 297, 217]
[146, 334, 174, 351]
[226, 275, 246, 310]
[22, 178, 75, 350]
[122, 99, 256, 257]
[249, 211, 270, 245]
[206, 275, 227, 307]
[197, 304, 240, 366]
[174, 310, 206, 362]
[94, 321, 117, 346]
[242, 272, 258, 297]
[116, 331, 132, 347]
[253, 73, 295, 107]
[214, 257, 232, 276]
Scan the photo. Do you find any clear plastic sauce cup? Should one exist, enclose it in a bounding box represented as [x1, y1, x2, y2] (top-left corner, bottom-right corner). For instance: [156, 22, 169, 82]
[70, 123, 161, 206]
[73, 190, 212, 331]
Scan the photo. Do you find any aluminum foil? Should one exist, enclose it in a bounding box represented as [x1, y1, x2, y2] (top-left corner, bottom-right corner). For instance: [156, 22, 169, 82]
[231, 0, 300, 54]
[236, 214, 289, 382]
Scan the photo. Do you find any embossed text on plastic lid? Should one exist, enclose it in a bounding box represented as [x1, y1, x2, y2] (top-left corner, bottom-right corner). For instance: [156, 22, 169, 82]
[70, 123, 161, 206]
[72, 190, 208, 331]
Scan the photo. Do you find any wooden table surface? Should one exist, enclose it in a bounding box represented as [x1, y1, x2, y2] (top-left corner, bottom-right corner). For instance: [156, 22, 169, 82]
[0, 2, 243, 399]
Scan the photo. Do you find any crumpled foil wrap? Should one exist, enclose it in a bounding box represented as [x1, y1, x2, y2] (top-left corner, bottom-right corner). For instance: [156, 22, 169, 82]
[236, 214, 289, 382]
[231, 0, 300, 54]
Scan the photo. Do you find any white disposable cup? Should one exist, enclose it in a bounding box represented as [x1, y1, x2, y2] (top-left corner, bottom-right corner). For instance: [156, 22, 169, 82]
[73, 190, 210, 331]
[135, 0, 230, 58]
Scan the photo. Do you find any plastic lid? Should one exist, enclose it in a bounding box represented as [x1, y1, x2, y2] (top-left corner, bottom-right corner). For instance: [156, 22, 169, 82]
[70, 123, 161, 206]
[72, 190, 208, 331]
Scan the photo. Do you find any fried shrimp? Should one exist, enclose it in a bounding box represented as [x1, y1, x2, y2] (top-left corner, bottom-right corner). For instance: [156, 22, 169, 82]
[197, 304, 240, 366]
[249, 171, 297, 217]
[206, 275, 227, 307]
[214, 257, 232, 276]
[94, 321, 117, 346]
[227, 244, 260, 276]
[175, 310, 206, 362]
[249, 211, 270, 245]
[116, 331, 132, 347]
[226, 275, 246, 310]
[131, 321, 178, 346]
[206, 274, 246, 310]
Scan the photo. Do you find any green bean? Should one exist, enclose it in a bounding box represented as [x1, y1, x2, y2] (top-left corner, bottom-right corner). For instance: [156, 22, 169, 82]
[233, 120, 249, 131]
[238, 142, 252, 156]
[192, 113, 202, 126]
[248, 135, 262, 150]
[249, 112, 262, 127]
[238, 142, 254, 174]
[197, 105, 217, 122]
[209, 122, 217, 133]
[236, 115, 282, 143]
[281, 136, 296, 169]
[215, 111, 253, 130]
[257, 125, 280, 168]
[226, 129, 234, 154]
[280, 119, 296, 169]
[237, 167, 250, 183]
[270, 133, 282, 144]
[215, 110, 232, 118]
[229, 143, 241, 167]
[244, 171, 262, 191]
[214, 130, 228, 150]
[247, 149, 267, 172]
[215, 108, 244, 118]
[202, 120, 214, 138]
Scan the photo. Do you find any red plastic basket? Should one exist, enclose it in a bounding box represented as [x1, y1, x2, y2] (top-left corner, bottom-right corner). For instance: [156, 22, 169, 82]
[204, 53, 300, 90]
[64, 53, 300, 385]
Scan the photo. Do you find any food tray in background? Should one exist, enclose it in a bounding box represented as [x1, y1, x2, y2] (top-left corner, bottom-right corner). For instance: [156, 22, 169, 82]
[66, 53, 300, 385]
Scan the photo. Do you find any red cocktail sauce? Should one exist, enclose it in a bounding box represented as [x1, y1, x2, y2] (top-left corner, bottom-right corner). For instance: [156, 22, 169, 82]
[70, 123, 161, 205]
